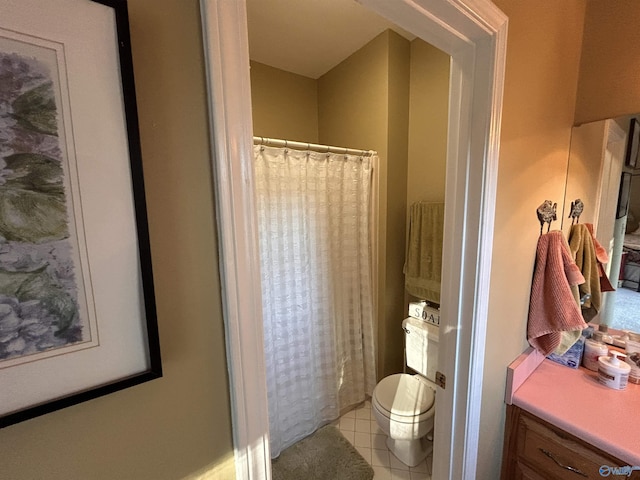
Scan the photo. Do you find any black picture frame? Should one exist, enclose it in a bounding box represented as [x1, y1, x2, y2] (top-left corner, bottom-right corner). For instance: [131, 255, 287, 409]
[626, 118, 640, 168]
[0, 0, 161, 428]
[617, 172, 632, 219]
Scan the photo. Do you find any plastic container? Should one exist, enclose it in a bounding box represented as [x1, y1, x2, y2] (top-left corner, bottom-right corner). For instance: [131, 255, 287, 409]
[583, 332, 609, 371]
[598, 324, 614, 345]
[612, 330, 631, 349]
[546, 335, 585, 369]
[598, 351, 631, 390]
[625, 332, 640, 385]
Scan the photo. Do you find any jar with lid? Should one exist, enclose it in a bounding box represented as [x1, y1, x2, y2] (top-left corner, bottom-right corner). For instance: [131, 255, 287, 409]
[583, 331, 608, 371]
[598, 351, 631, 390]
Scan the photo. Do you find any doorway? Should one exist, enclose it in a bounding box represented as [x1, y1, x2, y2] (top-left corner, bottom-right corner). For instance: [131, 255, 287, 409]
[199, 0, 508, 478]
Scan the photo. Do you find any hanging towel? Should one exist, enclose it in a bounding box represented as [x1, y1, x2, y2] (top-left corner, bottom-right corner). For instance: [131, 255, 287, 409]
[404, 202, 444, 304]
[585, 223, 608, 264]
[568, 223, 602, 314]
[528, 230, 587, 356]
[584, 223, 615, 293]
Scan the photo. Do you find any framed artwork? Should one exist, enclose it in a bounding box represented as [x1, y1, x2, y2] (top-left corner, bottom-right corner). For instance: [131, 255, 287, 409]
[626, 118, 640, 169]
[617, 172, 632, 219]
[0, 0, 161, 427]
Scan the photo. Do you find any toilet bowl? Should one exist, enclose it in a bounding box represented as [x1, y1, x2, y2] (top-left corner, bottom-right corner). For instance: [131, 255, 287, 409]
[372, 372, 436, 467]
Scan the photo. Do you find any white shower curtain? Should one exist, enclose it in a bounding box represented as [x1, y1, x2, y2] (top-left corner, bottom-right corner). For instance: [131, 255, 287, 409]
[254, 145, 377, 457]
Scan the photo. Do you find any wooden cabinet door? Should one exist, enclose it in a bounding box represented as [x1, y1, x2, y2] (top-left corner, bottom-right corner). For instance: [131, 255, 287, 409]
[501, 405, 640, 480]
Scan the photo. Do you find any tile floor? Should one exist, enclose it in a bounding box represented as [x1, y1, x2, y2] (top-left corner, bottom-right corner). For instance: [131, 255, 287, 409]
[331, 400, 432, 480]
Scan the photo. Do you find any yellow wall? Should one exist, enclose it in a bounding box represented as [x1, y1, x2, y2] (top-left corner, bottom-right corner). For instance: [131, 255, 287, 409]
[407, 39, 449, 208]
[561, 120, 608, 239]
[318, 30, 410, 378]
[575, 0, 640, 124]
[250, 61, 318, 142]
[383, 31, 411, 378]
[250, 31, 451, 383]
[480, 1, 587, 478]
[0, 1, 236, 479]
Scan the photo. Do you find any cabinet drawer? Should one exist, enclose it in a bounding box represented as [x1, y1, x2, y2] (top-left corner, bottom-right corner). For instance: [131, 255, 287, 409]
[517, 412, 639, 480]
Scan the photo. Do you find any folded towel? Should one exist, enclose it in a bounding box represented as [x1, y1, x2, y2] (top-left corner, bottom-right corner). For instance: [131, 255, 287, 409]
[584, 223, 615, 293]
[585, 223, 609, 264]
[404, 202, 444, 304]
[568, 224, 601, 312]
[528, 231, 587, 356]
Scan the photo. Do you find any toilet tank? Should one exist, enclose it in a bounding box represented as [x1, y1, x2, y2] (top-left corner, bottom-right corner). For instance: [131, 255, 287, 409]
[402, 317, 439, 382]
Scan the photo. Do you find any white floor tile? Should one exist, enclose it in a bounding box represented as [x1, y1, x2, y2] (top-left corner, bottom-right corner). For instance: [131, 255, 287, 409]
[355, 418, 371, 433]
[356, 407, 371, 420]
[389, 454, 410, 471]
[391, 469, 412, 480]
[343, 409, 356, 419]
[371, 420, 383, 435]
[372, 433, 387, 450]
[340, 417, 355, 431]
[372, 449, 391, 467]
[372, 465, 392, 480]
[354, 431, 371, 448]
[341, 430, 355, 445]
[355, 445, 372, 463]
[338, 402, 430, 480]
[410, 472, 430, 480]
[410, 460, 428, 473]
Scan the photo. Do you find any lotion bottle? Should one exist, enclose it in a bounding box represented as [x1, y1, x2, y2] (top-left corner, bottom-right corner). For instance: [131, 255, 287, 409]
[598, 351, 631, 390]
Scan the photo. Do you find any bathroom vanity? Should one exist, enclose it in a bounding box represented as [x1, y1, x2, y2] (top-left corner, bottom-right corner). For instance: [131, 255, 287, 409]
[501, 352, 640, 479]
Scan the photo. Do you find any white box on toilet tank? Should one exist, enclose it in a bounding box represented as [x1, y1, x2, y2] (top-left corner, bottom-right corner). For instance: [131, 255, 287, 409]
[403, 317, 439, 382]
[408, 302, 440, 326]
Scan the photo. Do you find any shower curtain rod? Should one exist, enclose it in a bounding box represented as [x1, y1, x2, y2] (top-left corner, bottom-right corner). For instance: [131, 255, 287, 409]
[253, 136, 377, 156]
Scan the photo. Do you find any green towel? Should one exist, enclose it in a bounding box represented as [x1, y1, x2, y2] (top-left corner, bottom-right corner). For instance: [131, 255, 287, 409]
[569, 223, 600, 314]
[404, 202, 444, 304]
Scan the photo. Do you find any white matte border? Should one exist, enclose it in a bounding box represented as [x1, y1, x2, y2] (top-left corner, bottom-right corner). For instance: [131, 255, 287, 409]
[0, 0, 154, 419]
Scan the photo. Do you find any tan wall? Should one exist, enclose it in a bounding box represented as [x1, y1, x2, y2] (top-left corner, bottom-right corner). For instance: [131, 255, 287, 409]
[0, 1, 236, 479]
[384, 32, 411, 378]
[561, 120, 608, 239]
[575, 0, 640, 125]
[407, 39, 449, 208]
[318, 30, 410, 379]
[250, 61, 319, 142]
[480, 1, 587, 478]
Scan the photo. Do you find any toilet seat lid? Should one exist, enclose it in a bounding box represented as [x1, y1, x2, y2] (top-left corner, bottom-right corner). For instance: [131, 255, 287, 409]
[374, 373, 435, 417]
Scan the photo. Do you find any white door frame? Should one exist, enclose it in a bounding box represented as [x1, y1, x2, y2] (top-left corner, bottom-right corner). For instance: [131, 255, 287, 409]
[199, 1, 507, 478]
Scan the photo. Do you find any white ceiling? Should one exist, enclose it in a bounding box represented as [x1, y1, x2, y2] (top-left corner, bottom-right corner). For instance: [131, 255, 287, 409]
[246, 0, 415, 79]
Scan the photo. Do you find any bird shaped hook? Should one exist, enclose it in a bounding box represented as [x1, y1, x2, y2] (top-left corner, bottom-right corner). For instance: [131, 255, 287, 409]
[568, 198, 584, 225]
[537, 200, 557, 235]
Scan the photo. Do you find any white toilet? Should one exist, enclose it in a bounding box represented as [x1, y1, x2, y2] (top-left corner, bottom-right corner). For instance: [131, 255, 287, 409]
[372, 317, 439, 467]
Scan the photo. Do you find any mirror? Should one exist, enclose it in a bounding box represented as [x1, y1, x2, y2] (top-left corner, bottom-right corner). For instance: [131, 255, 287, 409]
[563, 115, 640, 332]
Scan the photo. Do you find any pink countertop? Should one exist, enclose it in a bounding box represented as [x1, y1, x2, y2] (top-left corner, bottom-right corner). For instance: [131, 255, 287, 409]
[512, 358, 640, 465]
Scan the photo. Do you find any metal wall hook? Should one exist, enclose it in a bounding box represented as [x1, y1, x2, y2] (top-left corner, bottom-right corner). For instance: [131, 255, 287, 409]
[536, 200, 557, 235]
[568, 198, 584, 225]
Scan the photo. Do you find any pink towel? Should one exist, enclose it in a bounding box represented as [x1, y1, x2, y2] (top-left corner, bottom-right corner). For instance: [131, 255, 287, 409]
[585, 223, 615, 292]
[585, 223, 608, 264]
[528, 231, 587, 356]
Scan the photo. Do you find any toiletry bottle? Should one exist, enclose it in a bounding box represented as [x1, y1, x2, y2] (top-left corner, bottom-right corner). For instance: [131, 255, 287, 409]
[598, 351, 631, 390]
[625, 332, 640, 385]
[583, 332, 608, 371]
[598, 324, 614, 345]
